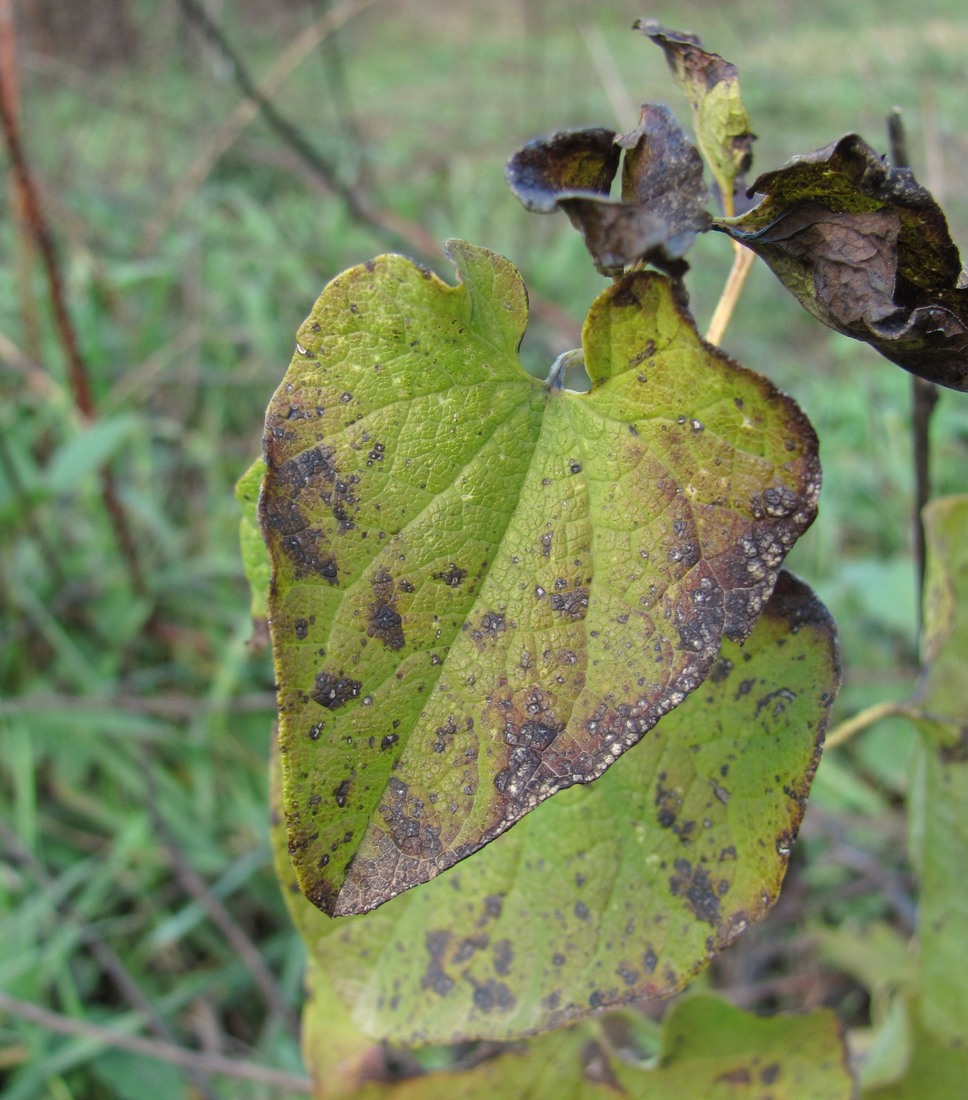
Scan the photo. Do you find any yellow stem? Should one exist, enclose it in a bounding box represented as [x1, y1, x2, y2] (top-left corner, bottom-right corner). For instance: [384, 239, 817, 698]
[824, 701, 909, 752]
[705, 240, 756, 347]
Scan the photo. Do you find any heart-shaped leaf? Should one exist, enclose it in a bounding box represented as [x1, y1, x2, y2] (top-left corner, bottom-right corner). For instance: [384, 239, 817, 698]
[505, 107, 710, 275]
[260, 241, 820, 917]
[719, 135, 968, 391]
[274, 572, 838, 1043]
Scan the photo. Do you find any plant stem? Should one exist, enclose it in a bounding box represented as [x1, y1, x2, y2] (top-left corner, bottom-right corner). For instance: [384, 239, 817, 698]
[887, 106, 939, 634]
[0, 26, 147, 598]
[0, 991, 312, 1093]
[824, 701, 908, 751]
[705, 242, 755, 347]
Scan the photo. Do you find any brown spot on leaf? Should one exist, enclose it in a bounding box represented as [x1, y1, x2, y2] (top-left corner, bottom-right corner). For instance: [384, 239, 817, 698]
[312, 670, 362, 710]
[549, 585, 589, 621]
[421, 930, 454, 996]
[368, 569, 405, 650]
[380, 776, 441, 857]
[467, 609, 507, 646]
[669, 858, 724, 925]
[470, 979, 516, 1013]
[716, 1066, 752, 1085]
[433, 562, 467, 587]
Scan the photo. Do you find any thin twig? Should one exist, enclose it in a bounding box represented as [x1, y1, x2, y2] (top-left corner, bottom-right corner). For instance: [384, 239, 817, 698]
[0, 30, 147, 597]
[171, 0, 579, 351]
[140, 0, 381, 254]
[824, 701, 909, 752]
[705, 242, 756, 346]
[0, 326, 60, 399]
[0, 822, 223, 1100]
[173, 0, 377, 230]
[888, 106, 939, 633]
[0, 992, 312, 1093]
[582, 23, 636, 129]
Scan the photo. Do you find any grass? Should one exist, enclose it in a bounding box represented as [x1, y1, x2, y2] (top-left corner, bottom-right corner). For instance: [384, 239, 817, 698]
[1, 0, 967, 1095]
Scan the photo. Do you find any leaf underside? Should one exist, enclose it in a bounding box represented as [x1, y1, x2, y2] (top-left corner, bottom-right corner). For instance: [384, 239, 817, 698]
[259, 241, 820, 917]
[276, 572, 839, 1044]
[720, 134, 968, 391]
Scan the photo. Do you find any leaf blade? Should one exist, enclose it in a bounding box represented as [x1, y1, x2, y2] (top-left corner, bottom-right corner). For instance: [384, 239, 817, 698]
[261, 245, 821, 917]
[278, 573, 839, 1043]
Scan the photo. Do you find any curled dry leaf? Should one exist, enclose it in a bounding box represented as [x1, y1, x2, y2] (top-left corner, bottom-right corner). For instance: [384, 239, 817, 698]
[506, 106, 709, 275]
[636, 21, 755, 216]
[259, 241, 820, 917]
[720, 134, 968, 391]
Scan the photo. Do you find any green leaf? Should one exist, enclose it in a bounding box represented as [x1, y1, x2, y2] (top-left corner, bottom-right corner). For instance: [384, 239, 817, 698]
[300, 995, 853, 1099]
[235, 455, 271, 619]
[637, 22, 755, 217]
[260, 241, 820, 917]
[505, 107, 710, 275]
[719, 135, 968, 391]
[864, 1001, 968, 1099]
[918, 496, 968, 728]
[277, 573, 838, 1044]
[637, 994, 854, 1100]
[907, 496, 968, 1045]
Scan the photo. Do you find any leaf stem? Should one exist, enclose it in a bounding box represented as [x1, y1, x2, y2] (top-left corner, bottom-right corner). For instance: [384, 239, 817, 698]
[705, 241, 755, 347]
[887, 108, 940, 635]
[824, 701, 908, 751]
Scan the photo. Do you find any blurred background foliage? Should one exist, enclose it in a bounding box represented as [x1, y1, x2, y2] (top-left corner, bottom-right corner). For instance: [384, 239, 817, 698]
[1, 0, 967, 1095]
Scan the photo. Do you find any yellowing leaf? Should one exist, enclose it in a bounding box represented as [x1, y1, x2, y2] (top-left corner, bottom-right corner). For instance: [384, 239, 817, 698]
[278, 573, 838, 1044]
[260, 241, 820, 917]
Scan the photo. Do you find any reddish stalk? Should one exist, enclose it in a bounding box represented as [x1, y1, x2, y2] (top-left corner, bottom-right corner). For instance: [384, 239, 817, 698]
[0, 12, 146, 596]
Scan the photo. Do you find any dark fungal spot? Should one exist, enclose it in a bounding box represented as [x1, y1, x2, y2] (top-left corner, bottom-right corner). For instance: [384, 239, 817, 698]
[760, 1063, 781, 1085]
[470, 979, 516, 1013]
[380, 776, 441, 857]
[368, 569, 406, 650]
[492, 939, 513, 976]
[668, 858, 724, 926]
[312, 670, 362, 710]
[549, 586, 589, 621]
[421, 930, 454, 996]
[432, 562, 467, 588]
[467, 609, 506, 646]
[332, 778, 352, 807]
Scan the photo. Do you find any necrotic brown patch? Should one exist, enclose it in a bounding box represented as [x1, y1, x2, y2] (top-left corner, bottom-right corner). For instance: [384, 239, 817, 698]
[312, 670, 362, 710]
[368, 569, 406, 650]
